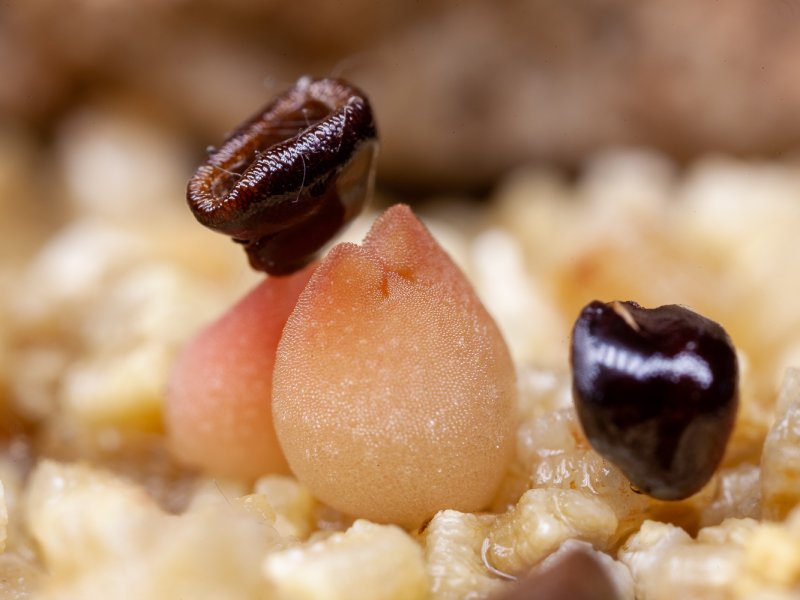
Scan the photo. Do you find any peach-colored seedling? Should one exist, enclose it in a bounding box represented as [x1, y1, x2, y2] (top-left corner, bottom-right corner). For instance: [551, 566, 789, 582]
[166, 264, 316, 480]
[273, 205, 517, 528]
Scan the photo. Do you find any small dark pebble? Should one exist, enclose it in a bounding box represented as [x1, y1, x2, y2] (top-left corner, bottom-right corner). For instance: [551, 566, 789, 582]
[570, 300, 739, 500]
[489, 547, 620, 600]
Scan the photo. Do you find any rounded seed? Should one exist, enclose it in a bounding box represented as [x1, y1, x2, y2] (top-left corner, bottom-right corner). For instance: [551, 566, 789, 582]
[570, 300, 739, 500]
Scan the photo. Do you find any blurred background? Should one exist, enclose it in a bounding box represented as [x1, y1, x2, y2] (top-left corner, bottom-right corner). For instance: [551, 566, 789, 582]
[2, 0, 800, 266]
[4, 0, 800, 188]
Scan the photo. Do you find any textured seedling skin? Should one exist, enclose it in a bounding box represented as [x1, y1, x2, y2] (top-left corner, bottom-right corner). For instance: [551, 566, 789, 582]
[571, 300, 739, 500]
[166, 264, 316, 480]
[273, 205, 517, 528]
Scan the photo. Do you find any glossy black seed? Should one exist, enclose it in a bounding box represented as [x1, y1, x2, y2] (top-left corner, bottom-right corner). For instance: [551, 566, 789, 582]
[570, 300, 739, 500]
[187, 77, 378, 276]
